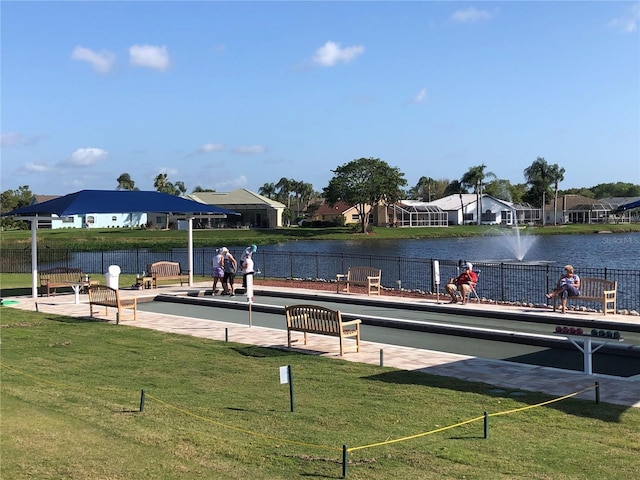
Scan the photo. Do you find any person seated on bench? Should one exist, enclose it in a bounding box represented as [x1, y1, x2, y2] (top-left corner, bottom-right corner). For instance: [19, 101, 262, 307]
[445, 262, 478, 304]
[546, 264, 581, 314]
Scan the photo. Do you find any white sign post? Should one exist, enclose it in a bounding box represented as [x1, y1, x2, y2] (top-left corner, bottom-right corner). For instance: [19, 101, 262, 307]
[279, 365, 294, 412]
[246, 272, 254, 327]
[433, 260, 441, 304]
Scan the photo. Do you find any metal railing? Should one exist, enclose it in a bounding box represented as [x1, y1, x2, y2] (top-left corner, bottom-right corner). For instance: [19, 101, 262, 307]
[1, 248, 638, 311]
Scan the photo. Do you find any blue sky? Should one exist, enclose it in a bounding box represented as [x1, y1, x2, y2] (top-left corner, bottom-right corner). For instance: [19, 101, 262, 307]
[2, 1, 639, 196]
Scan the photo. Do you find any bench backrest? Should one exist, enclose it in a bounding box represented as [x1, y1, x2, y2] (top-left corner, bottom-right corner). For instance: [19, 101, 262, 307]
[285, 304, 342, 334]
[40, 267, 83, 283]
[88, 284, 118, 305]
[148, 261, 182, 276]
[580, 277, 617, 296]
[347, 266, 381, 282]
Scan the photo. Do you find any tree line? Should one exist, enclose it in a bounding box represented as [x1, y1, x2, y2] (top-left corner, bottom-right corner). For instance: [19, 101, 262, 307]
[2, 158, 639, 230]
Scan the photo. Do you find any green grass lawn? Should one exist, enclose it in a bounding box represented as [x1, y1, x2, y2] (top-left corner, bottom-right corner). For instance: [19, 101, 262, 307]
[2, 223, 639, 251]
[1, 308, 638, 479]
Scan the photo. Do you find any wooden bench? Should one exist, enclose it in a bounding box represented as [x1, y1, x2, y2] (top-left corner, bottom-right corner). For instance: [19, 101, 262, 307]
[147, 261, 189, 288]
[553, 277, 617, 316]
[285, 304, 361, 356]
[39, 267, 97, 297]
[88, 285, 137, 324]
[336, 266, 381, 296]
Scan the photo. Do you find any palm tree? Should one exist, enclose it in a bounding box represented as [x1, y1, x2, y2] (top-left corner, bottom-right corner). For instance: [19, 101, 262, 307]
[276, 177, 293, 209]
[154, 173, 169, 193]
[409, 176, 435, 201]
[174, 181, 187, 196]
[461, 164, 496, 225]
[116, 173, 136, 190]
[524, 157, 553, 226]
[549, 164, 566, 225]
[258, 182, 276, 199]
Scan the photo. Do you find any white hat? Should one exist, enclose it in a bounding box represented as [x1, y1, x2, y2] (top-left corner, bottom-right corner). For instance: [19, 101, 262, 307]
[221, 247, 229, 254]
[465, 262, 473, 270]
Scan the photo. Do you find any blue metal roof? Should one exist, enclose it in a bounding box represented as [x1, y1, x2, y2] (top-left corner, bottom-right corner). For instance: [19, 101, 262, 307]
[4, 189, 238, 217]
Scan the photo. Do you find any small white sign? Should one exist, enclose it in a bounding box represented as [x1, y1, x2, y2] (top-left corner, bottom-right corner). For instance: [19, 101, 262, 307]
[433, 260, 440, 285]
[279, 366, 289, 384]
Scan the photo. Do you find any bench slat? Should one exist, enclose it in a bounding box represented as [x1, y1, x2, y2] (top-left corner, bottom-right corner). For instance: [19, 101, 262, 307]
[147, 261, 189, 287]
[336, 266, 381, 296]
[88, 285, 137, 324]
[39, 267, 87, 297]
[552, 277, 617, 315]
[285, 304, 361, 356]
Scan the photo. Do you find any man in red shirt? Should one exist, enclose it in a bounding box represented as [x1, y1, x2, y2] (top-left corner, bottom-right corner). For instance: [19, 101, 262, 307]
[445, 262, 478, 304]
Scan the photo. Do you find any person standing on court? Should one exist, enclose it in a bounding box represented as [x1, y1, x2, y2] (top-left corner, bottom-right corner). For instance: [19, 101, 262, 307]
[221, 248, 238, 296]
[240, 244, 257, 289]
[211, 247, 225, 295]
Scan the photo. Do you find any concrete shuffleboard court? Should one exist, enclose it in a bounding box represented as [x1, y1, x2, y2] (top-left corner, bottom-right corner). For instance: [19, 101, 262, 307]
[138, 291, 640, 378]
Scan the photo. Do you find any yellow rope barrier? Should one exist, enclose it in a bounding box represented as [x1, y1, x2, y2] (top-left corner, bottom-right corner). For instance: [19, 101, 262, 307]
[145, 393, 341, 452]
[1, 363, 339, 453]
[2, 362, 598, 458]
[348, 384, 597, 453]
[348, 415, 485, 452]
[488, 385, 595, 417]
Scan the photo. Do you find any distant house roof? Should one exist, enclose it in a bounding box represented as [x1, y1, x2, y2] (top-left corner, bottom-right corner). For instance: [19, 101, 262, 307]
[189, 189, 285, 209]
[544, 194, 596, 210]
[397, 200, 445, 213]
[428, 194, 478, 211]
[428, 194, 514, 211]
[599, 196, 640, 206]
[32, 195, 59, 204]
[567, 202, 617, 212]
[314, 201, 356, 216]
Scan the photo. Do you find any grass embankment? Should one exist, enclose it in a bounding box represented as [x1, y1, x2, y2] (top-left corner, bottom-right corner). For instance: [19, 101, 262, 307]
[1, 309, 639, 479]
[2, 223, 639, 251]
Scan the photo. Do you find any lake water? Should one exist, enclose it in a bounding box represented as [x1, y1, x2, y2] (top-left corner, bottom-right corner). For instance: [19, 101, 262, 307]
[259, 231, 640, 270]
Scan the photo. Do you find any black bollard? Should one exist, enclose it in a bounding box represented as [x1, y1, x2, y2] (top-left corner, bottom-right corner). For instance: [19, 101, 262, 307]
[342, 444, 348, 478]
[484, 411, 489, 439]
[139, 389, 145, 412]
[595, 381, 600, 404]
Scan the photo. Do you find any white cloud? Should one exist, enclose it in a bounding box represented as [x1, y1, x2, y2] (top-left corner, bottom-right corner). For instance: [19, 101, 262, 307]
[216, 175, 248, 190]
[609, 4, 640, 33]
[1, 132, 45, 147]
[129, 44, 170, 71]
[22, 162, 52, 173]
[62, 148, 109, 167]
[70, 46, 116, 73]
[233, 145, 268, 154]
[410, 88, 428, 105]
[451, 7, 493, 23]
[312, 41, 364, 67]
[198, 143, 225, 154]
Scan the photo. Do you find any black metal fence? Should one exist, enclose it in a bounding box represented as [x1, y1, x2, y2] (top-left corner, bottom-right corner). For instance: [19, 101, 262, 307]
[2, 248, 638, 311]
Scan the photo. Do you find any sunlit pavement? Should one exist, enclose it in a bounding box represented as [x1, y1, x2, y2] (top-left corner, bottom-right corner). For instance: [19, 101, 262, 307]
[3, 282, 640, 408]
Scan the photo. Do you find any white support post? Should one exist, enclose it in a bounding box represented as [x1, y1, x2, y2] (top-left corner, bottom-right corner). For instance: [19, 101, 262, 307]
[31, 216, 38, 299]
[188, 216, 194, 286]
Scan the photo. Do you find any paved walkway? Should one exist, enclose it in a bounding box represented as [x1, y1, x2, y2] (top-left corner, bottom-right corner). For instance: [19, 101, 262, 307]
[4, 283, 640, 408]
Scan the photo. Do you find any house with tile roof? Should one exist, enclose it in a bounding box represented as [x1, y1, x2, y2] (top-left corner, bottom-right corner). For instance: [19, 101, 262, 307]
[188, 188, 286, 228]
[311, 200, 370, 226]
